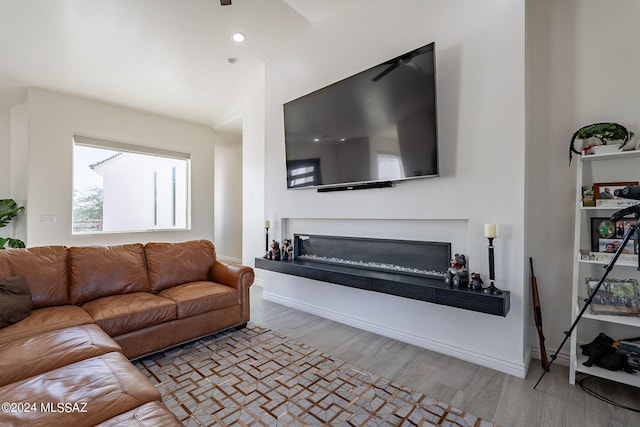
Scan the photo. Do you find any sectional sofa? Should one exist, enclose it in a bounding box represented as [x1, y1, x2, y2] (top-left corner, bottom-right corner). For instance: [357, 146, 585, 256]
[0, 239, 255, 426]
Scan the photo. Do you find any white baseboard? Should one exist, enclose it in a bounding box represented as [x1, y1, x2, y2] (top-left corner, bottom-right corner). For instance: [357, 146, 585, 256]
[530, 343, 569, 367]
[263, 290, 528, 378]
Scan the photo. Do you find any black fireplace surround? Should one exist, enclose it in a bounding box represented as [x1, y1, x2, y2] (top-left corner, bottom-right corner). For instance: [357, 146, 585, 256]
[255, 234, 509, 317]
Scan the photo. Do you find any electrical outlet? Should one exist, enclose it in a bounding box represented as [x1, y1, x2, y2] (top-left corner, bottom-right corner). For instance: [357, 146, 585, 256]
[40, 215, 57, 224]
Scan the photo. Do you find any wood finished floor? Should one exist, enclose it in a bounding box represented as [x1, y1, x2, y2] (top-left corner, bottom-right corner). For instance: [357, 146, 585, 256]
[249, 286, 640, 426]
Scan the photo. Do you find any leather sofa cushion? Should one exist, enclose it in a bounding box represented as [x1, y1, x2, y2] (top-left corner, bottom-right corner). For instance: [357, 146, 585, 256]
[0, 275, 33, 328]
[0, 324, 121, 386]
[145, 240, 216, 292]
[0, 351, 161, 427]
[0, 255, 9, 278]
[82, 292, 176, 336]
[94, 401, 183, 426]
[70, 244, 150, 305]
[0, 246, 69, 308]
[114, 305, 241, 360]
[158, 280, 237, 319]
[0, 305, 94, 345]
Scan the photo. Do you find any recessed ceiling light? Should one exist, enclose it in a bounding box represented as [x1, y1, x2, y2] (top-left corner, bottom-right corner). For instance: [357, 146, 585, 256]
[232, 32, 245, 43]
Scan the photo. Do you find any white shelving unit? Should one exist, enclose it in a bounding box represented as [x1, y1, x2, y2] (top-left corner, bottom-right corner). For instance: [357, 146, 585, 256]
[569, 149, 640, 386]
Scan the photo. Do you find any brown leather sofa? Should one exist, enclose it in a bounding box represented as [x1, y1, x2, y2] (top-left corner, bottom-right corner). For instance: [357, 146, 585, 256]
[0, 239, 255, 426]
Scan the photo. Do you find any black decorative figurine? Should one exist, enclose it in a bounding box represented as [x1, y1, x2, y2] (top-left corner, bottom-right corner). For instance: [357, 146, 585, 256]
[444, 253, 469, 288]
[267, 240, 281, 261]
[281, 239, 293, 261]
[469, 272, 484, 291]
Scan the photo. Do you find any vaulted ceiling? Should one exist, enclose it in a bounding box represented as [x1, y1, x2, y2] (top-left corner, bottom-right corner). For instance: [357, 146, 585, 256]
[0, 0, 370, 132]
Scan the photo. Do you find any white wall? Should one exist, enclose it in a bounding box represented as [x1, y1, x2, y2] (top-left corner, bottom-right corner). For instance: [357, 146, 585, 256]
[18, 87, 215, 247]
[257, 0, 528, 376]
[242, 88, 267, 269]
[0, 109, 9, 197]
[0, 107, 15, 244]
[7, 103, 28, 244]
[526, 0, 640, 364]
[214, 132, 243, 262]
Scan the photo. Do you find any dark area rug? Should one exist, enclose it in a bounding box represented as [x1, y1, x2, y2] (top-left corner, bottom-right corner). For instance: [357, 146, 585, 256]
[134, 323, 496, 426]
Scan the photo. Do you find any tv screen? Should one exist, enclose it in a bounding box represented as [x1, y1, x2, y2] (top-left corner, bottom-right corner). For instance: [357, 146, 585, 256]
[284, 42, 438, 190]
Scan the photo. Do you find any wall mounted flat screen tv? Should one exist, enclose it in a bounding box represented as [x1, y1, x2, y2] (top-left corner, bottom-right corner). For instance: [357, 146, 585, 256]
[283, 42, 438, 191]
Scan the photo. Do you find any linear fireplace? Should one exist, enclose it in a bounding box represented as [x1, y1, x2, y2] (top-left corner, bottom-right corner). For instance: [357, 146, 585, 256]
[255, 233, 510, 316]
[294, 234, 450, 278]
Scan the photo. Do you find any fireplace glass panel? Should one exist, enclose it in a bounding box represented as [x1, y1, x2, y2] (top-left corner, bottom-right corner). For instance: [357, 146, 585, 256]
[294, 234, 450, 278]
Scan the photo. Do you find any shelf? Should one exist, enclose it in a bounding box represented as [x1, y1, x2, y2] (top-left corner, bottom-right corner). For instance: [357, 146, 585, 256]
[583, 312, 640, 327]
[570, 150, 640, 387]
[574, 352, 640, 388]
[575, 302, 640, 327]
[578, 304, 640, 328]
[256, 258, 510, 317]
[576, 250, 639, 268]
[578, 258, 638, 268]
[580, 149, 640, 162]
[579, 205, 635, 211]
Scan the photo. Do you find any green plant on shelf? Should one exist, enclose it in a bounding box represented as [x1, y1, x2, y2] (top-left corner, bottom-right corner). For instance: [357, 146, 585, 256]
[569, 122, 635, 164]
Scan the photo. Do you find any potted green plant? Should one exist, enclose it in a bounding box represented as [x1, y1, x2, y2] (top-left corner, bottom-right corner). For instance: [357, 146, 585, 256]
[569, 122, 635, 163]
[0, 199, 25, 249]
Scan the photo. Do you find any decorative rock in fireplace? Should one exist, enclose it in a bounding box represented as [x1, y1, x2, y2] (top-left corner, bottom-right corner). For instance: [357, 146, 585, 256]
[255, 234, 510, 317]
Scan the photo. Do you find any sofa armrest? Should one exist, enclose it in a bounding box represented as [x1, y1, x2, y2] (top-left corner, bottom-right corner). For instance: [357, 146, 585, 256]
[210, 261, 255, 324]
[210, 261, 255, 290]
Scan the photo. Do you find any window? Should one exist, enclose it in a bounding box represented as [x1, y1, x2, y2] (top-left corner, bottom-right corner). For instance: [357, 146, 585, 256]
[72, 135, 190, 234]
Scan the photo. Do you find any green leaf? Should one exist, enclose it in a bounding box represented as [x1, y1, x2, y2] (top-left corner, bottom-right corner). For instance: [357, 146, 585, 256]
[0, 237, 25, 249]
[0, 199, 25, 249]
[575, 123, 630, 144]
[0, 199, 24, 228]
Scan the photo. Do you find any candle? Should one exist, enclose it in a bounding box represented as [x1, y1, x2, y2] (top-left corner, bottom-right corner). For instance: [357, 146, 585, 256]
[484, 224, 497, 238]
[265, 220, 270, 229]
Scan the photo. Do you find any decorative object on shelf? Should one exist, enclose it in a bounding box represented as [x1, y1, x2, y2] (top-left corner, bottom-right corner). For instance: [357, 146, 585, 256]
[265, 240, 281, 261]
[281, 238, 293, 261]
[569, 122, 634, 164]
[587, 250, 638, 264]
[264, 220, 270, 253]
[585, 277, 640, 316]
[618, 340, 640, 371]
[0, 199, 25, 249]
[590, 217, 638, 254]
[444, 253, 469, 288]
[469, 272, 483, 291]
[582, 186, 596, 207]
[593, 181, 639, 206]
[596, 198, 640, 208]
[580, 333, 636, 373]
[483, 224, 502, 295]
[484, 223, 496, 238]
